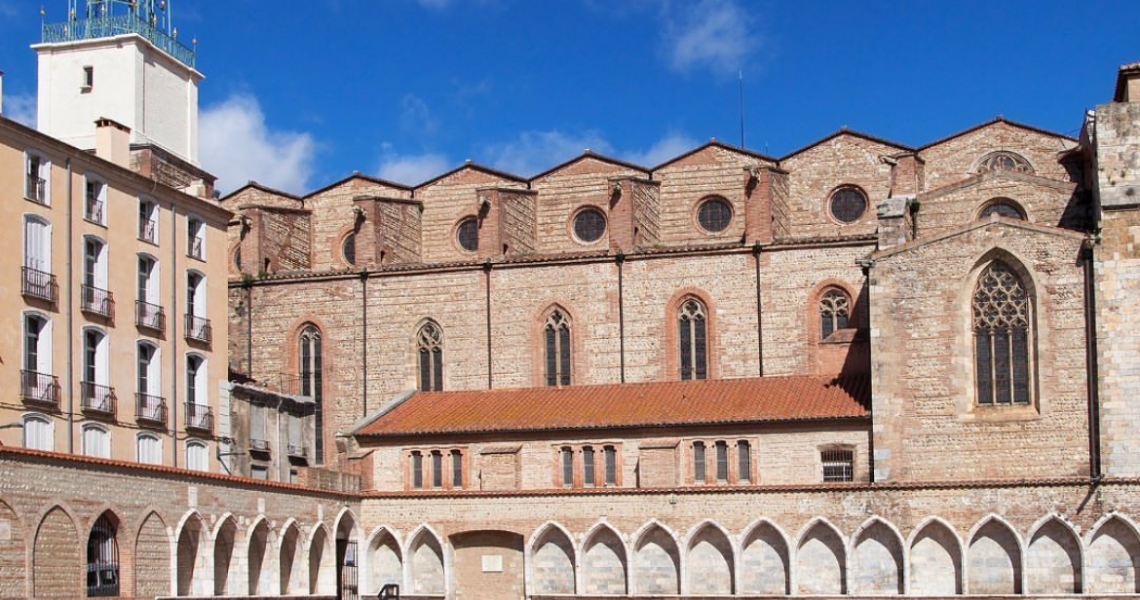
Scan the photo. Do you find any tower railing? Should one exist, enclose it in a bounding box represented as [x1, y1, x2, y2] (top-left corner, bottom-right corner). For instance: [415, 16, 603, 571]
[42, 13, 195, 68]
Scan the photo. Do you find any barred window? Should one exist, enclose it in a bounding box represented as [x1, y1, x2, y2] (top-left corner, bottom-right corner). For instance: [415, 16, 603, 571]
[544, 310, 571, 386]
[417, 321, 444, 392]
[977, 151, 1034, 175]
[973, 261, 1033, 406]
[583, 446, 595, 487]
[697, 197, 733, 233]
[821, 448, 854, 482]
[412, 451, 423, 489]
[715, 441, 729, 482]
[678, 298, 708, 380]
[737, 440, 751, 483]
[343, 233, 356, 265]
[431, 451, 443, 489]
[299, 325, 324, 463]
[820, 289, 851, 339]
[457, 218, 478, 252]
[573, 208, 607, 243]
[604, 446, 617, 486]
[829, 187, 867, 223]
[693, 441, 706, 483]
[560, 447, 573, 487]
[451, 450, 463, 489]
[87, 514, 119, 597]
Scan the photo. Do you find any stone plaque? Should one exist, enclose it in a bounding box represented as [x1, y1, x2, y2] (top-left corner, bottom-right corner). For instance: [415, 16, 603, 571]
[0, 520, 10, 541]
[481, 554, 503, 573]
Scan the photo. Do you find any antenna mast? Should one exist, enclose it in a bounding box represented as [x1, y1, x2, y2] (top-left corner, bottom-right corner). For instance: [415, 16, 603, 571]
[738, 70, 745, 148]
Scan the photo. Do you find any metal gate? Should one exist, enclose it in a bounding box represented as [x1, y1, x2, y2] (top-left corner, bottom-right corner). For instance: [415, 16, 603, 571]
[337, 540, 359, 600]
[87, 515, 119, 597]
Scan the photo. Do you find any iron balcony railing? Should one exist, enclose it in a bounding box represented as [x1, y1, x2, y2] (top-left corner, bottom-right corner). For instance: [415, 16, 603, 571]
[26, 175, 47, 204]
[185, 402, 213, 432]
[42, 14, 196, 68]
[287, 444, 308, 459]
[135, 300, 165, 331]
[188, 237, 204, 260]
[22, 267, 58, 303]
[185, 314, 212, 344]
[250, 439, 270, 453]
[81, 382, 117, 416]
[82, 285, 115, 319]
[138, 220, 157, 243]
[85, 198, 104, 224]
[20, 370, 60, 409]
[135, 393, 167, 425]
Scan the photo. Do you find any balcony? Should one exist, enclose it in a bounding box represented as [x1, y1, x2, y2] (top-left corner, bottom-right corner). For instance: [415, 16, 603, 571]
[287, 444, 309, 460]
[80, 382, 117, 417]
[42, 13, 197, 68]
[185, 315, 212, 344]
[135, 393, 167, 426]
[20, 370, 60, 409]
[26, 175, 47, 204]
[135, 301, 165, 332]
[22, 267, 58, 304]
[138, 220, 157, 244]
[85, 198, 104, 224]
[188, 237, 204, 260]
[81, 285, 115, 319]
[185, 402, 213, 433]
[250, 439, 270, 453]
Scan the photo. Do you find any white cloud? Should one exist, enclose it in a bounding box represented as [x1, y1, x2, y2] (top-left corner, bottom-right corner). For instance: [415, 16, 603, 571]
[376, 151, 453, 185]
[664, 0, 762, 75]
[481, 130, 614, 177]
[3, 93, 37, 128]
[199, 94, 316, 195]
[621, 132, 698, 167]
[400, 94, 439, 134]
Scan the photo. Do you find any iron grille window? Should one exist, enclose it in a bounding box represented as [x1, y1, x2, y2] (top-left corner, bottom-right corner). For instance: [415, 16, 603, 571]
[822, 449, 854, 482]
[973, 261, 1032, 405]
[457, 218, 478, 252]
[820, 289, 850, 339]
[693, 441, 706, 483]
[412, 452, 423, 489]
[87, 515, 119, 597]
[678, 298, 708, 380]
[738, 440, 751, 483]
[299, 326, 324, 463]
[417, 322, 444, 392]
[697, 198, 732, 232]
[829, 187, 867, 224]
[431, 451, 443, 489]
[715, 441, 728, 482]
[560, 447, 573, 487]
[573, 208, 606, 243]
[544, 310, 571, 386]
[604, 446, 617, 486]
[451, 450, 463, 489]
[582, 446, 595, 487]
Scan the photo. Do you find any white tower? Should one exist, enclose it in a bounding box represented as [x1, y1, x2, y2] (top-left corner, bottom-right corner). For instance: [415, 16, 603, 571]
[33, 0, 202, 166]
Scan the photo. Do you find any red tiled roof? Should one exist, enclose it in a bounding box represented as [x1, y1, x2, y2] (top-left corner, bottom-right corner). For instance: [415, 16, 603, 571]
[357, 375, 870, 438]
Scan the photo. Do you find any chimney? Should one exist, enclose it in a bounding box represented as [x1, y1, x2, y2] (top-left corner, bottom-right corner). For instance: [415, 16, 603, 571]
[1114, 62, 1140, 103]
[94, 117, 131, 167]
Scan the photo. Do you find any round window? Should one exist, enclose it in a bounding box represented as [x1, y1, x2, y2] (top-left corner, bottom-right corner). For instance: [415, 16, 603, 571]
[573, 208, 606, 243]
[456, 218, 478, 252]
[342, 233, 356, 265]
[697, 197, 732, 232]
[829, 188, 867, 224]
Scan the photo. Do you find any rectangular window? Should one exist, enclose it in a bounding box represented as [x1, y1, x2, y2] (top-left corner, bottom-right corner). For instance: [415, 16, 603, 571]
[560, 447, 573, 487]
[738, 440, 751, 483]
[604, 446, 617, 486]
[451, 450, 463, 489]
[138, 200, 158, 243]
[25, 153, 48, 204]
[693, 441, 706, 483]
[84, 179, 105, 224]
[821, 449, 854, 483]
[82, 65, 94, 90]
[582, 446, 595, 487]
[187, 218, 205, 259]
[289, 469, 299, 484]
[412, 452, 423, 489]
[251, 464, 269, 481]
[250, 403, 266, 447]
[431, 451, 442, 489]
[715, 440, 728, 482]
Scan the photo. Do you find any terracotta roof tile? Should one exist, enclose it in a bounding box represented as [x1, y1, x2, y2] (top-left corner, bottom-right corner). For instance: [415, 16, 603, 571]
[357, 375, 870, 438]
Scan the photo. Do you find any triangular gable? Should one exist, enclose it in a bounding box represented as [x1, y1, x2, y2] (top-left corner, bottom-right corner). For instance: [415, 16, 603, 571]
[780, 128, 914, 162]
[219, 180, 302, 204]
[652, 140, 778, 171]
[920, 168, 1078, 202]
[917, 116, 1076, 152]
[304, 173, 411, 199]
[872, 217, 1086, 262]
[413, 161, 527, 190]
[530, 151, 649, 182]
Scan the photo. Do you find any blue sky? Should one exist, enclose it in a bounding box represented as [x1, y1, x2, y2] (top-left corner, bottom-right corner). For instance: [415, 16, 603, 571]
[0, 1, 1137, 194]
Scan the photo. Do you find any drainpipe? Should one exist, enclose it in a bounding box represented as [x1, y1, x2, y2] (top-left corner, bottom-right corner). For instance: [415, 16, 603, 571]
[246, 282, 253, 375]
[616, 252, 625, 383]
[171, 203, 179, 466]
[484, 259, 493, 389]
[65, 158, 74, 454]
[752, 242, 764, 376]
[361, 270, 368, 417]
[1082, 240, 1102, 479]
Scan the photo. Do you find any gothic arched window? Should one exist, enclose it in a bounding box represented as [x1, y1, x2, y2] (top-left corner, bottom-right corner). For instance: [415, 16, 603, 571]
[544, 310, 571, 386]
[299, 325, 323, 463]
[820, 289, 851, 339]
[973, 261, 1033, 405]
[678, 298, 708, 381]
[87, 514, 119, 597]
[417, 321, 443, 392]
[977, 151, 1034, 175]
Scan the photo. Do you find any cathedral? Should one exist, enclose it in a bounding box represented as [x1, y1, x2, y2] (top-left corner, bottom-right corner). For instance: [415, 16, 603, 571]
[2, 1, 1140, 599]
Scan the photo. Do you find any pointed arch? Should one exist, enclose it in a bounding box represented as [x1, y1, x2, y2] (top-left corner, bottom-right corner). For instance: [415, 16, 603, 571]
[406, 524, 445, 595]
[34, 505, 81, 598]
[528, 521, 576, 595]
[296, 321, 325, 463]
[740, 518, 790, 595]
[967, 250, 1038, 407]
[175, 510, 208, 596]
[538, 304, 574, 387]
[365, 526, 403, 595]
[134, 511, 170, 599]
[246, 517, 273, 596]
[632, 520, 680, 595]
[0, 498, 26, 600]
[580, 522, 628, 595]
[684, 520, 734, 595]
[212, 514, 239, 595]
[334, 507, 362, 543]
[278, 520, 304, 595]
[907, 516, 963, 595]
[794, 518, 846, 595]
[849, 517, 905, 595]
[86, 510, 123, 598]
[414, 319, 445, 391]
[966, 514, 1023, 594]
[1086, 513, 1140, 594]
[1026, 514, 1082, 594]
[308, 523, 336, 595]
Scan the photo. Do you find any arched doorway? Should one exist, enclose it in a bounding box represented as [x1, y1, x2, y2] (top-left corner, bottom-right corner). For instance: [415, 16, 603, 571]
[451, 530, 524, 600]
